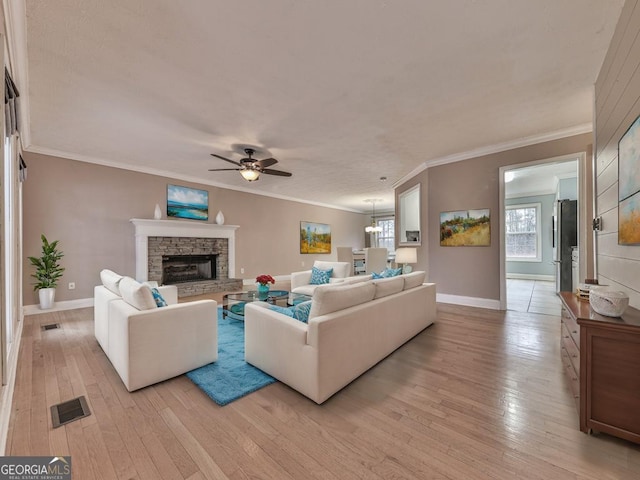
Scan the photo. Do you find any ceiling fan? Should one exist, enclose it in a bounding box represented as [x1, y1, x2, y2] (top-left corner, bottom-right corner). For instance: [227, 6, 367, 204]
[208, 148, 292, 182]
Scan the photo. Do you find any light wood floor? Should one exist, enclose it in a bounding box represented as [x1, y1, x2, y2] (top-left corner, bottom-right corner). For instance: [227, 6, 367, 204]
[6, 303, 640, 479]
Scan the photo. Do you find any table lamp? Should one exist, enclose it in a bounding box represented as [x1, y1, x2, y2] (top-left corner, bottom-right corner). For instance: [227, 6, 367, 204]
[395, 247, 417, 274]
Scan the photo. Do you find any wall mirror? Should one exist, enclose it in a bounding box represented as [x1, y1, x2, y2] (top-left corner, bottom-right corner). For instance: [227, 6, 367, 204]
[398, 183, 421, 246]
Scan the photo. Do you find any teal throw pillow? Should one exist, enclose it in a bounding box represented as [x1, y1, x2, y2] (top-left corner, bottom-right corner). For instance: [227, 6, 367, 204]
[309, 266, 332, 285]
[378, 267, 402, 278]
[267, 304, 295, 318]
[151, 287, 168, 307]
[371, 271, 384, 279]
[292, 300, 312, 323]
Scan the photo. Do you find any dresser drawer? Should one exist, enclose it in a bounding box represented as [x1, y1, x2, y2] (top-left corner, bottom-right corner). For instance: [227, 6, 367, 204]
[561, 322, 580, 375]
[561, 347, 580, 403]
[562, 306, 580, 349]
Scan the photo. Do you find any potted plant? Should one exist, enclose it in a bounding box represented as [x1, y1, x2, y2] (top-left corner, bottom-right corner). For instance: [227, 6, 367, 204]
[28, 234, 65, 309]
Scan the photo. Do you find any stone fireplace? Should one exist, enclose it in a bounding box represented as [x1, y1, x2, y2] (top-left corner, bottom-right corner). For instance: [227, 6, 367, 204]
[131, 219, 243, 297]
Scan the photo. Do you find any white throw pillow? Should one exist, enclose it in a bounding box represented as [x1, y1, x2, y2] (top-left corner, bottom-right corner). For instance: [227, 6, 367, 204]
[119, 276, 158, 310]
[309, 281, 376, 319]
[403, 271, 426, 290]
[100, 269, 123, 296]
[373, 276, 405, 299]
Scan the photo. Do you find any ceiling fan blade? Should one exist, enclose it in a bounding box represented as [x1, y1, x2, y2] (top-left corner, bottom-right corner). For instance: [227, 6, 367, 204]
[211, 153, 241, 167]
[262, 168, 292, 177]
[254, 157, 278, 169]
[208, 168, 241, 172]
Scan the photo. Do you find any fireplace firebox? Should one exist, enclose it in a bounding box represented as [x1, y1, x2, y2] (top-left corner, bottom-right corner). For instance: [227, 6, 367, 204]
[162, 254, 217, 285]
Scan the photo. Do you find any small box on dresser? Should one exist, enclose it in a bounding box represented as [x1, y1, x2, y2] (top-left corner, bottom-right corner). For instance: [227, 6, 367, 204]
[559, 292, 640, 445]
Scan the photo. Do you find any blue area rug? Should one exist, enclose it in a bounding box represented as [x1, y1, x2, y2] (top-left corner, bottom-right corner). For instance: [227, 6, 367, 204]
[186, 308, 276, 406]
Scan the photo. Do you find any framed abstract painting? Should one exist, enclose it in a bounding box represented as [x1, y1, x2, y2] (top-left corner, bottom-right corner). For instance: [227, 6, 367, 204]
[618, 114, 640, 245]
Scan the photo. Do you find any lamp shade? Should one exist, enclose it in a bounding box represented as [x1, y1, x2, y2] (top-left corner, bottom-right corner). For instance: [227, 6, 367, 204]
[395, 247, 417, 264]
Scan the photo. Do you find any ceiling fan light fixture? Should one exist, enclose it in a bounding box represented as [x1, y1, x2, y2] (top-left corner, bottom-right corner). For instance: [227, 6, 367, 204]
[240, 168, 260, 181]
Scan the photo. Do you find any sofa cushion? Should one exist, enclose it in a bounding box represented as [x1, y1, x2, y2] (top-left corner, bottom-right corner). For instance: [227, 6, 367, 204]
[313, 261, 350, 279]
[310, 266, 332, 285]
[309, 281, 376, 319]
[403, 271, 426, 290]
[151, 287, 168, 307]
[119, 276, 158, 311]
[100, 269, 123, 296]
[373, 276, 405, 299]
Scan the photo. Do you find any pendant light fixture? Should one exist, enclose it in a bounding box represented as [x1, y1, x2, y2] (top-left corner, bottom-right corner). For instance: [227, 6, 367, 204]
[365, 199, 383, 233]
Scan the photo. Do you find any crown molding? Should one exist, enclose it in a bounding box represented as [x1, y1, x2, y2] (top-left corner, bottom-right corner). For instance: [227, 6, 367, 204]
[393, 123, 592, 189]
[25, 145, 365, 213]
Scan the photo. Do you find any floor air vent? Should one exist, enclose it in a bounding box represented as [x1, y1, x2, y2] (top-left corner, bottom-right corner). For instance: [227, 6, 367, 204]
[51, 396, 91, 428]
[41, 323, 60, 331]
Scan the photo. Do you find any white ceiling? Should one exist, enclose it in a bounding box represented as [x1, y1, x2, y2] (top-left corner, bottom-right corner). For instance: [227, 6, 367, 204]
[505, 158, 578, 198]
[9, 0, 623, 212]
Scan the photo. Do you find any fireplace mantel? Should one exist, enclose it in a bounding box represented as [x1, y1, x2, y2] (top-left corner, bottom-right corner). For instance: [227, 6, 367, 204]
[130, 219, 239, 281]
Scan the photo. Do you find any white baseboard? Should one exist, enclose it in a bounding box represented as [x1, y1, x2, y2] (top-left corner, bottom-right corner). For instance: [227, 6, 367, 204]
[506, 273, 555, 282]
[23, 297, 94, 316]
[436, 293, 502, 310]
[0, 315, 24, 454]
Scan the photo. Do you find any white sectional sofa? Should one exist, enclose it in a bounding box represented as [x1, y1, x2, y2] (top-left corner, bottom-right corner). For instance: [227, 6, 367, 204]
[245, 271, 436, 403]
[94, 270, 218, 391]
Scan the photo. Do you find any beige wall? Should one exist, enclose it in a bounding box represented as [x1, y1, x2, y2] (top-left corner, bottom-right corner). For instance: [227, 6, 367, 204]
[594, 0, 640, 309]
[426, 133, 592, 302]
[22, 152, 367, 304]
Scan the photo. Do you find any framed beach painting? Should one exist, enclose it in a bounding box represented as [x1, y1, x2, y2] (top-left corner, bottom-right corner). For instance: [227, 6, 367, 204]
[300, 221, 331, 254]
[440, 209, 491, 246]
[618, 114, 640, 245]
[167, 184, 209, 221]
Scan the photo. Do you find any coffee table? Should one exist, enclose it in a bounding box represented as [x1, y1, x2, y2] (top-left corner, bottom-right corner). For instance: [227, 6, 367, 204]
[222, 290, 311, 320]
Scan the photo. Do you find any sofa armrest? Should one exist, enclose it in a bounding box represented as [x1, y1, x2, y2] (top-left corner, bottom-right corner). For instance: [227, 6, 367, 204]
[291, 270, 312, 290]
[245, 303, 318, 399]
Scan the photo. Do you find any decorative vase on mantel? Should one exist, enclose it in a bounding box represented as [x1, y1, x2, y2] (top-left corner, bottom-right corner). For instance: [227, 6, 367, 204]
[215, 210, 225, 225]
[154, 203, 162, 220]
[257, 283, 270, 300]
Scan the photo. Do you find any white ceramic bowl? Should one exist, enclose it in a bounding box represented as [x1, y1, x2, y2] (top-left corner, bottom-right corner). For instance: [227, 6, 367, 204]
[589, 287, 629, 317]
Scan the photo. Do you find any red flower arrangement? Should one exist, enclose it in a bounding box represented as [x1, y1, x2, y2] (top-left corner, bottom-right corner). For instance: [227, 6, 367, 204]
[256, 274, 275, 286]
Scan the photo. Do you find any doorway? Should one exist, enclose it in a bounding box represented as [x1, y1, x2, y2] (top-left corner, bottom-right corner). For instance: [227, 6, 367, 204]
[500, 154, 583, 314]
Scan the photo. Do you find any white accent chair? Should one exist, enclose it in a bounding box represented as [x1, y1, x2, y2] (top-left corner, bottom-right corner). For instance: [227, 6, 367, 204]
[365, 247, 388, 274]
[336, 247, 355, 276]
[94, 270, 218, 391]
[290, 260, 352, 296]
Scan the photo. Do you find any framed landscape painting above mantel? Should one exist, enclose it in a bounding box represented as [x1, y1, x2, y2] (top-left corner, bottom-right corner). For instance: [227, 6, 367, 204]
[618, 113, 640, 245]
[300, 221, 331, 254]
[167, 184, 209, 221]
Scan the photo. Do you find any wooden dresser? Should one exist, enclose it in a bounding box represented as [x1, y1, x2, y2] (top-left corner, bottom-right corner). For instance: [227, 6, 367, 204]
[559, 292, 640, 444]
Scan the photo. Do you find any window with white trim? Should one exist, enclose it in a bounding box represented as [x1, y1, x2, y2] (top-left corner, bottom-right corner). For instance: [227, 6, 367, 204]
[376, 217, 395, 253]
[505, 203, 541, 262]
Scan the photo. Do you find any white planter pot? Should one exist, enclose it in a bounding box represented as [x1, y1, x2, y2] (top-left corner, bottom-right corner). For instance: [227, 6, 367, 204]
[38, 288, 56, 310]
